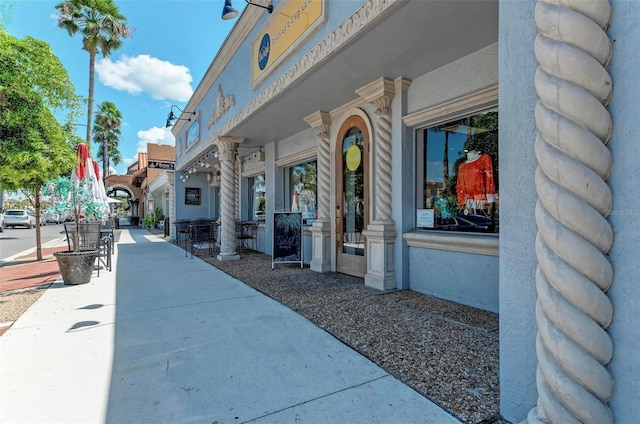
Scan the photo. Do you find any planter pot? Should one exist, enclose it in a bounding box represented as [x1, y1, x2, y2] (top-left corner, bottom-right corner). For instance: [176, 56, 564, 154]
[53, 250, 99, 285]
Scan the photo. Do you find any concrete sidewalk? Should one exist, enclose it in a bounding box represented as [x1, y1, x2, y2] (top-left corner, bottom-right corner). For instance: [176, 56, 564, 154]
[0, 227, 458, 423]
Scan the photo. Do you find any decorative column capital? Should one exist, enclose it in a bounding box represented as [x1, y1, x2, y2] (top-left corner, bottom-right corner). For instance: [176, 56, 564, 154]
[304, 110, 331, 129]
[356, 77, 395, 113]
[304, 111, 331, 140]
[214, 136, 244, 161]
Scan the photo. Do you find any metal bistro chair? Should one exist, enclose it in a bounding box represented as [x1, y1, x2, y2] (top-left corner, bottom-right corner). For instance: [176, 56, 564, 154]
[186, 222, 215, 259]
[173, 219, 191, 250]
[236, 220, 258, 250]
[100, 220, 115, 255]
[64, 222, 111, 276]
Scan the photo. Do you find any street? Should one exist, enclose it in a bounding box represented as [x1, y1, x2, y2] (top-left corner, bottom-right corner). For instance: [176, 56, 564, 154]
[0, 222, 65, 261]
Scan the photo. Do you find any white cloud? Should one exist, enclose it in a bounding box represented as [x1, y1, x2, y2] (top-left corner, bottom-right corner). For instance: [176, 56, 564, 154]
[96, 54, 193, 101]
[136, 126, 175, 152]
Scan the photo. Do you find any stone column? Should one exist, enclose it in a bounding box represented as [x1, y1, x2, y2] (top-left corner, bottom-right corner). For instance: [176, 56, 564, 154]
[356, 78, 396, 290]
[215, 136, 243, 261]
[526, 1, 615, 423]
[168, 175, 175, 240]
[235, 156, 240, 220]
[304, 111, 332, 273]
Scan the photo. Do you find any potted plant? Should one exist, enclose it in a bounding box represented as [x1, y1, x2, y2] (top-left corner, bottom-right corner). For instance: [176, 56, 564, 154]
[42, 176, 106, 285]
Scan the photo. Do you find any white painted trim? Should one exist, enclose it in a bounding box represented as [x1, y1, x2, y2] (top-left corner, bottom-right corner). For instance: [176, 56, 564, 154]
[402, 85, 498, 128]
[403, 231, 499, 256]
[275, 147, 317, 167]
[241, 166, 266, 178]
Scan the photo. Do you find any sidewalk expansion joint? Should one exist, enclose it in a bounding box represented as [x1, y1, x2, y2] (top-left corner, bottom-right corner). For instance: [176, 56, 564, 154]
[238, 374, 391, 424]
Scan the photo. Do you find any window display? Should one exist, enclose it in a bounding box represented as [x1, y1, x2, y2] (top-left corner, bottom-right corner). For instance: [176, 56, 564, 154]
[417, 108, 498, 233]
[287, 161, 317, 225]
[248, 174, 266, 221]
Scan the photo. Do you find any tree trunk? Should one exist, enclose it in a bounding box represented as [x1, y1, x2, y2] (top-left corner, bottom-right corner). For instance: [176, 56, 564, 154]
[86, 50, 96, 144]
[35, 186, 43, 261]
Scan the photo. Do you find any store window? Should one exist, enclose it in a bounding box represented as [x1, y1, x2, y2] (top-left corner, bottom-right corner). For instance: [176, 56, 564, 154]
[248, 174, 266, 221]
[286, 161, 317, 225]
[416, 108, 498, 234]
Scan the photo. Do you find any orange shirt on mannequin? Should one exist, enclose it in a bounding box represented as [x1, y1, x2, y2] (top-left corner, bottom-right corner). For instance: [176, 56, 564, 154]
[456, 153, 496, 205]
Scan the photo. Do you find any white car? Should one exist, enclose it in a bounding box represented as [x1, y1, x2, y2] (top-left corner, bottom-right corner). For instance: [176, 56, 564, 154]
[0, 212, 5, 232]
[45, 213, 63, 224]
[4, 209, 36, 229]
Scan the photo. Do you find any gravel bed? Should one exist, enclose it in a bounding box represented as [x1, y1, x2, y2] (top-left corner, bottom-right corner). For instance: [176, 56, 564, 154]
[198, 248, 507, 424]
[0, 289, 47, 323]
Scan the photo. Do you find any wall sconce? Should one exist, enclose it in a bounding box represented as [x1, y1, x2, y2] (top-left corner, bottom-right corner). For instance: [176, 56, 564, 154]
[222, 0, 273, 20]
[166, 105, 196, 128]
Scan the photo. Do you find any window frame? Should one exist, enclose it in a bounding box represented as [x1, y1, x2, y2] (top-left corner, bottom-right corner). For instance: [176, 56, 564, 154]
[275, 148, 317, 227]
[402, 86, 499, 256]
[247, 173, 266, 222]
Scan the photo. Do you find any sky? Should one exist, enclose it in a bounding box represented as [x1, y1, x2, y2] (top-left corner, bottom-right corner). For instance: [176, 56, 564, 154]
[1, 0, 247, 175]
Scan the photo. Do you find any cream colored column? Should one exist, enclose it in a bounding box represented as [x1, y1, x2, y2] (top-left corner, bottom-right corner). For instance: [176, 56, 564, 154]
[234, 156, 240, 220]
[168, 175, 175, 240]
[304, 111, 332, 273]
[356, 78, 396, 290]
[526, 1, 615, 423]
[216, 137, 243, 261]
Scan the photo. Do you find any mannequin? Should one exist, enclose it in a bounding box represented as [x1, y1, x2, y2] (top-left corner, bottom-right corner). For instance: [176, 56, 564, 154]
[456, 150, 496, 207]
[465, 149, 481, 162]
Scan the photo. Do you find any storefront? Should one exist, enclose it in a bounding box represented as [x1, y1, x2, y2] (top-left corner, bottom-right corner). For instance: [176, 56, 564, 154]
[170, 1, 639, 422]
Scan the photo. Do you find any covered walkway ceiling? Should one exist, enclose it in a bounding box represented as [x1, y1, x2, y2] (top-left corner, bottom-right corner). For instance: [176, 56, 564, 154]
[226, 0, 498, 147]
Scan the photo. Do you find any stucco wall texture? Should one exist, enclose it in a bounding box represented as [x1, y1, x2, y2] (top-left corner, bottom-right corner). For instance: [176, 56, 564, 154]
[498, 1, 541, 421]
[606, 1, 640, 422]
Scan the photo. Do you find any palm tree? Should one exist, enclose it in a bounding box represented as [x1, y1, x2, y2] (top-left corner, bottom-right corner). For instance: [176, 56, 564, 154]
[55, 0, 131, 145]
[93, 101, 122, 177]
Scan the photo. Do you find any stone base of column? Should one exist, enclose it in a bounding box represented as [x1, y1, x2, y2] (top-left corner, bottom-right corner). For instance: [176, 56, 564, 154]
[310, 219, 332, 273]
[362, 222, 396, 290]
[217, 252, 240, 261]
[522, 407, 544, 424]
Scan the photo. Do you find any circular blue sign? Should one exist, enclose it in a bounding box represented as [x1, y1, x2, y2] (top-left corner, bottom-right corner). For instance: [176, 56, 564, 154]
[258, 33, 271, 71]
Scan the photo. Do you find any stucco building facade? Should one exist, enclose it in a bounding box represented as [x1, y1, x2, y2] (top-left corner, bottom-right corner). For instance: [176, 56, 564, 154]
[169, 1, 639, 422]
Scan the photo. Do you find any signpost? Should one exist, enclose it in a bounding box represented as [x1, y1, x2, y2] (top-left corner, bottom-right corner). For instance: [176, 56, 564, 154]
[272, 211, 303, 269]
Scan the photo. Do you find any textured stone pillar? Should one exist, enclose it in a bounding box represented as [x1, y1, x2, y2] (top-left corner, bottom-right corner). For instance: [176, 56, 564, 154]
[216, 137, 243, 261]
[235, 156, 240, 220]
[356, 78, 396, 290]
[526, 1, 615, 423]
[168, 175, 175, 241]
[304, 111, 332, 273]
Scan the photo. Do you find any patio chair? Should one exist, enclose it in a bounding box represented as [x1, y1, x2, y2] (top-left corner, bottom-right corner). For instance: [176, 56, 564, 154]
[237, 221, 258, 250]
[174, 219, 191, 249]
[64, 222, 111, 276]
[186, 222, 215, 259]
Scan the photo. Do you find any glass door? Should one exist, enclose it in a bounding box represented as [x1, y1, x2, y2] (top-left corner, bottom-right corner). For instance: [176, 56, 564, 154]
[336, 116, 368, 277]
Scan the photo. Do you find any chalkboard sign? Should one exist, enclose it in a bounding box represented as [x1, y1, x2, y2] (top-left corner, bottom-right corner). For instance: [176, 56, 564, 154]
[272, 211, 303, 269]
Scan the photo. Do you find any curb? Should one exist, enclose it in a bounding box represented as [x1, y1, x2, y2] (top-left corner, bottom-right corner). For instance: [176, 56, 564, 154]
[0, 236, 67, 266]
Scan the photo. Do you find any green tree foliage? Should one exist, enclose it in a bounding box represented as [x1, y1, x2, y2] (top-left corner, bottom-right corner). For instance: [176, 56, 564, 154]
[0, 28, 79, 194]
[0, 28, 80, 259]
[55, 0, 132, 144]
[93, 100, 122, 170]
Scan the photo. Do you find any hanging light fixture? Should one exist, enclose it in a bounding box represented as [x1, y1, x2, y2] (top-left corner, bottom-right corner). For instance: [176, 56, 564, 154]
[165, 105, 196, 128]
[222, 0, 273, 20]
